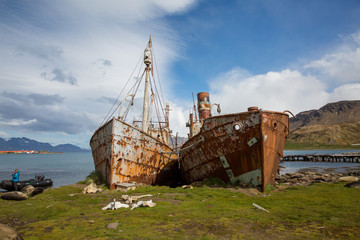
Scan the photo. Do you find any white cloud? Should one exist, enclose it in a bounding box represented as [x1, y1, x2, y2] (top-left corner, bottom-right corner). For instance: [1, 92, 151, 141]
[304, 31, 360, 83]
[0, 131, 10, 138]
[210, 68, 329, 115]
[169, 103, 189, 137]
[0, 119, 38, 127]
[152, 0, 197, 13]
[209, 32, 360, 117]
[328, 83, 360, 102]
[58, 0, 197, 23]
[0, 1, 198, 146]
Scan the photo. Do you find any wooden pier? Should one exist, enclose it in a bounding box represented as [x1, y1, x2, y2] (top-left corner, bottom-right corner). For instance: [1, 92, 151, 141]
[281, 153, 360, 163]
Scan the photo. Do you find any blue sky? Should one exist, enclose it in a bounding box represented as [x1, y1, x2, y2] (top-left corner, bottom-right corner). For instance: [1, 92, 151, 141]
[0, 0, 360, 148]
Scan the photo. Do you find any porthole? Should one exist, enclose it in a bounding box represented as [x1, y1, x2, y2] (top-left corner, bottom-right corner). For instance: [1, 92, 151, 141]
[272, 122, 277, 131]
[233, 122, 243, 132]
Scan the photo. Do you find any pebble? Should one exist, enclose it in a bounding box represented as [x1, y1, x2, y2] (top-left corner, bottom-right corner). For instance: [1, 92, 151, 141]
[276, 172, 359, 187]
[107, 222, 119, 230]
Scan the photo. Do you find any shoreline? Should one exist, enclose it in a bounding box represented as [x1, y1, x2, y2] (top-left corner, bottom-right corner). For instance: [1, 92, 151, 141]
[0, 151, 63, 154]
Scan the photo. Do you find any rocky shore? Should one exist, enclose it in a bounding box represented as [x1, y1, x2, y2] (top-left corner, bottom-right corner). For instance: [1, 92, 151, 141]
[276, 171, 360, 187]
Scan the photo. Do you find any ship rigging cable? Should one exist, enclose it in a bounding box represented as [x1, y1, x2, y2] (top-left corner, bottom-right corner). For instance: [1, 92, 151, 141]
[99, 52, 144, 127]
[99, 40, 168, 138]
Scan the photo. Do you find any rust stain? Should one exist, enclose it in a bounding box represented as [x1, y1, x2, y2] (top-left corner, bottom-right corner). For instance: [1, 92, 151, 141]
[180, 92, 289, 192]
[90, 118, 177, 190]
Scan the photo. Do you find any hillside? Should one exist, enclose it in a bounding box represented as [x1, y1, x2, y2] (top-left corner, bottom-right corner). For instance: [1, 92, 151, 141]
[0, 137, 89, 152]
[287, 100, 360, 148]
[290, 100, 360, 129]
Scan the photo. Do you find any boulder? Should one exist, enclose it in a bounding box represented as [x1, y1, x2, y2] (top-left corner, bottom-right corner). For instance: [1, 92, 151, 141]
[0, 223, 23, 240]
[30, 187, 44, 197]
[345, 181, 360, 188]
[21, 185, 35, 195]
[1, 191, 28, 201]
[82, 182, 103, 194]
[338, 176, 359, 182]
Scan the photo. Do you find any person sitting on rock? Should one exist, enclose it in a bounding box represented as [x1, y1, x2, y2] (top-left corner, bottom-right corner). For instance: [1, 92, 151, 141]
[12, 169, 20, 191]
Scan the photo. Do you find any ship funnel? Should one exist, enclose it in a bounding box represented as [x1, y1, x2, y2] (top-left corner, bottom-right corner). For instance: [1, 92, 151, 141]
[197, 92, 212, 120]
[248, 106, 259, 112]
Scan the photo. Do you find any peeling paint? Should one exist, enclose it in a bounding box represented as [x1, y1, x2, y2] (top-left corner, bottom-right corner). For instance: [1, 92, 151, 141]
[90, 118, 177, 190]
[231, 168, 262, 185]
[180, 108, 289, 192]
[219, 155, 230, 168]
[247, 137, 257, 147]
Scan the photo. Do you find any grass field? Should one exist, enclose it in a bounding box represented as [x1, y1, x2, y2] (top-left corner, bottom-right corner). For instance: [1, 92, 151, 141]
[1, 181, 359, 239]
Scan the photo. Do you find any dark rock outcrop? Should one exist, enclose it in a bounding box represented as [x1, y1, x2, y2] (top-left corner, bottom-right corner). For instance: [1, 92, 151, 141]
[287, 100, 360, 146]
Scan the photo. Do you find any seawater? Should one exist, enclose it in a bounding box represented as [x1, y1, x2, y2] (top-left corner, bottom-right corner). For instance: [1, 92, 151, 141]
[281, 149, 360, 174]
[1, 150, 360, 190]
[0, 152, 94, 189]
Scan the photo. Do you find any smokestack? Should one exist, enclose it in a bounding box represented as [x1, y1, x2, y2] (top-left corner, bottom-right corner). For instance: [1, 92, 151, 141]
[197, 92, 212, 121]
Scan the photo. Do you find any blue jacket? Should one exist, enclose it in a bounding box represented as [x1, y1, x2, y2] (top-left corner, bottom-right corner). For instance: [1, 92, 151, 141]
[12, 171, 20, 182]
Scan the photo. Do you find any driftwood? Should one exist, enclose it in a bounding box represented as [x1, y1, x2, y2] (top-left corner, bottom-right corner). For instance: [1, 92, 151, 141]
[252, 203, 270, 213]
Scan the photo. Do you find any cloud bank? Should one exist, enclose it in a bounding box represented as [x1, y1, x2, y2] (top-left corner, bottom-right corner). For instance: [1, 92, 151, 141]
[209, 31, 360, 116]
[0, 0, 197, 146]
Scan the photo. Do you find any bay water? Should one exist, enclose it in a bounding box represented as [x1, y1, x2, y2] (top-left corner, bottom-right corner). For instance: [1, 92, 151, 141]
[281, 149, 360, 174]
[1, 149, 360, 190]
[0, 152, 94, 189]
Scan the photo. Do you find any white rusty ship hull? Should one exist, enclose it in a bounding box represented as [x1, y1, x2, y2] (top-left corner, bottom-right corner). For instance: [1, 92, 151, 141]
[90, 118, 177, 190]
[180, 110, 289, 191]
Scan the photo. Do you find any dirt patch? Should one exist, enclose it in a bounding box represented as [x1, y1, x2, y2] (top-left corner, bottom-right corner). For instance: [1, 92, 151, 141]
[1, 218, 31, 228]
[44, 226, 53, 233]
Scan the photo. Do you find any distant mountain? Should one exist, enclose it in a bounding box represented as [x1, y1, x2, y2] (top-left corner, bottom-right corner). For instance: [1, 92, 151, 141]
[290, 100, 360, 129]
[287, 100, 360, 147]
[0, 137, 89, 152]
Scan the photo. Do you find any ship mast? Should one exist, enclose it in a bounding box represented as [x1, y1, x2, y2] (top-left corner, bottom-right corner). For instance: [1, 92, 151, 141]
[142, 37, 152, 132]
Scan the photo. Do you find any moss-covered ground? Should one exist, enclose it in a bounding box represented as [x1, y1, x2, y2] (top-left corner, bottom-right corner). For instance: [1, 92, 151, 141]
[1, 182, 359, 239]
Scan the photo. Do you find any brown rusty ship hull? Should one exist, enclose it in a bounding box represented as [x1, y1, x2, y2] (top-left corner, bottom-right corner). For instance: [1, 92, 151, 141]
[90, 118, 177, 190]
[180, 110, 289, 191]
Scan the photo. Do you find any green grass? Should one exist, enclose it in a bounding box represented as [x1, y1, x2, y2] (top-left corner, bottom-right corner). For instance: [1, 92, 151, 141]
[1, 182, 359, 239]
[78, 170, 107, 186]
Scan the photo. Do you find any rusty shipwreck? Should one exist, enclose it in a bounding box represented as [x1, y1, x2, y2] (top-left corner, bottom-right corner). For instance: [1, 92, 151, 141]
[90, 38, 177, 190]
[180, 92, 290, 191]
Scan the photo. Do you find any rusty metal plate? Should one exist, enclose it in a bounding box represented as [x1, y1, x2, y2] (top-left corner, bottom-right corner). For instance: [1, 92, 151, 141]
[90, 118, 177, 190]
[180, 110, 289, 191]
